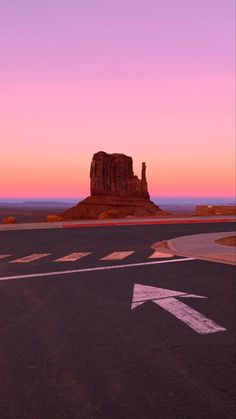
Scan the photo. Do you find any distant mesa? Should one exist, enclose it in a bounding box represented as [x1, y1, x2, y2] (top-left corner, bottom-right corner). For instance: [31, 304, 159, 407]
[196, 205, 236, 216]
[63, 151, 167, 219]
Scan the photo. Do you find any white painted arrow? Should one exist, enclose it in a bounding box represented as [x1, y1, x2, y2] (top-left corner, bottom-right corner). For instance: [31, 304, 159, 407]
[131, 284, 226, 335]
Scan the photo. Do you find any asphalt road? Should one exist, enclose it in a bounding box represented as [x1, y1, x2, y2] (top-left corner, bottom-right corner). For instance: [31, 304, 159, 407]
[0, 222, 235, 419]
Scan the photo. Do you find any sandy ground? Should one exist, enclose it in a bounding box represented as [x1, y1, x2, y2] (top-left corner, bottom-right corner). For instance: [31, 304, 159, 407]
[215, 235, 236, 247]
[0, 206, 66, 223]
[0, 205, 195, 224]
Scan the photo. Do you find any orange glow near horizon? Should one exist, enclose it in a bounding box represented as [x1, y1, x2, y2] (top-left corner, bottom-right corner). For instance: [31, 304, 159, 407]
[0, 78, 234, 200]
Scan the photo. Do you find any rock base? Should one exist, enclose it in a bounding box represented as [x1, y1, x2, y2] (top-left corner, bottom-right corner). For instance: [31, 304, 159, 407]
[63, 195, 167, 220]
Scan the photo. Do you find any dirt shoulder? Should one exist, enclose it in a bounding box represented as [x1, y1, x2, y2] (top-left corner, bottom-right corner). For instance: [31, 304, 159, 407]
[215, 235, 236, 247]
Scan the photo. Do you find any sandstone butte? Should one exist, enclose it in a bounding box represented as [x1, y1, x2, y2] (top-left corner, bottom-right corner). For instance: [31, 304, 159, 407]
[63, 151, 167, 220]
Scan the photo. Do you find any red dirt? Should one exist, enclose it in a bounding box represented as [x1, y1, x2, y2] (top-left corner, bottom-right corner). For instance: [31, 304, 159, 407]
[215, 236, 236, 247]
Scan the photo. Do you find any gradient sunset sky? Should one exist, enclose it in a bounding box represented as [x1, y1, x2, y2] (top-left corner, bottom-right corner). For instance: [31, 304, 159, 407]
[0, 0, 235, 200]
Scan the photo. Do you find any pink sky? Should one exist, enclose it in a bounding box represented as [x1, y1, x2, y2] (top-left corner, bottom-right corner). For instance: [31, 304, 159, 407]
[0, 0, 235, 199]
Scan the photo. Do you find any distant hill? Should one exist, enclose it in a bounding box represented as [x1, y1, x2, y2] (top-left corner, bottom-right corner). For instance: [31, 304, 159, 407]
[0, 201, 78, 223]
[0, 201, 76, 208]
[152, 197, 235, 213]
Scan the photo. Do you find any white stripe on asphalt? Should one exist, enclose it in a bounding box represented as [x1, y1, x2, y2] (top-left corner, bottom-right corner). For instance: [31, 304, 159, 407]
[100, 251, 134, 260]
[54, 252, 91, 262]
[0, 257, 195, 281]
[154, 297, 226, 334]
[148, 251, 174, 259]
[0, 255, 11, 260]
[10, 253, 51, 263]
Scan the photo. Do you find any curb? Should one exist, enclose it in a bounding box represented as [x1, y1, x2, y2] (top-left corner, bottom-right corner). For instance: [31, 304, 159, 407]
[0, 217, 235, 232]
[167, 237, 236, 266]
[62, 218, 236, 229]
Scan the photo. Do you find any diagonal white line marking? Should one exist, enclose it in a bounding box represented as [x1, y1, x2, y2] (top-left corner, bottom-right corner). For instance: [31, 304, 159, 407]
[100, 251, 134, 260]
[54, 252, 91, 262]
[10, 253, 51, 263]
[0, 255, 11, 260]
[148, 251, 173, 259]
[154, 297, 226, 334]
[0, 257, 195, 281]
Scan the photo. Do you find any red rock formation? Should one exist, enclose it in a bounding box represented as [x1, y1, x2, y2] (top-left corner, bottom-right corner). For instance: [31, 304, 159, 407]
[196, 205, 236, 216]
[3, 216, 16, 224]
[46, 215, 63, 222]
[63, 151, 166, 219]
[90, 151, 149, 198]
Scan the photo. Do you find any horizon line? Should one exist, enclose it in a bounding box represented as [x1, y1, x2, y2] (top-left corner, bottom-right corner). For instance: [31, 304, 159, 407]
[0, 196, 235, 202]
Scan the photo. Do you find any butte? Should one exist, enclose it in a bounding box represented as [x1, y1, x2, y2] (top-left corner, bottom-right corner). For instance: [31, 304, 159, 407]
[63, 151, 166, 219]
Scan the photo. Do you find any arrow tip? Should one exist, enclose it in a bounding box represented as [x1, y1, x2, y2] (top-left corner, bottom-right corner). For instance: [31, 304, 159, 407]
[131, 301, 145, 310]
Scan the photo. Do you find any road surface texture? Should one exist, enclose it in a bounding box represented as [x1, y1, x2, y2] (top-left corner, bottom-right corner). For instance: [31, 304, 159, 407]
[0, 222, 235, 419]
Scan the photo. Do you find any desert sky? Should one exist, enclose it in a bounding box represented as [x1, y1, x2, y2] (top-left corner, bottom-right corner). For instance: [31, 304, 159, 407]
[0, 0, 235, 199]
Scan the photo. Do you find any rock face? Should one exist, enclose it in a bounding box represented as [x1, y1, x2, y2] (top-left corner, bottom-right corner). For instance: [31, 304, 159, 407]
[90, 151, 149, 199]
[63, 151, 166, 219]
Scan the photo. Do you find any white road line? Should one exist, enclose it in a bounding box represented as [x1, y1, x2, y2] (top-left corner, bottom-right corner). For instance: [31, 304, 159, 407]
[155, 297, 226, 334]
[54, 252, 91, 262]
[0, 255, 11, 260]
[100, 251, 134, 261]
[0, 257, 194, 281]
[148, 250, 173, 259]
[10, 253, 51, 263]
